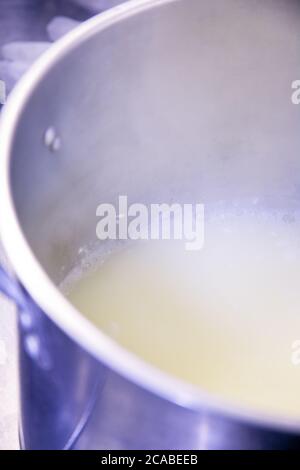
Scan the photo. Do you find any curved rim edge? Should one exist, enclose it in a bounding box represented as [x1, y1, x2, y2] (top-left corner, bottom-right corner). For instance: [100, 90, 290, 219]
[0, 0, 300, 436]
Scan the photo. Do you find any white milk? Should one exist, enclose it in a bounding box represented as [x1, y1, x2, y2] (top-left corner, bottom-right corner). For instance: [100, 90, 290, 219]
[64, 209, 300, 417]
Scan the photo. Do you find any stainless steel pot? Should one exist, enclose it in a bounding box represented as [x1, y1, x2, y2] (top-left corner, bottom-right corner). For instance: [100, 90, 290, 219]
[1, 0, 300, 450]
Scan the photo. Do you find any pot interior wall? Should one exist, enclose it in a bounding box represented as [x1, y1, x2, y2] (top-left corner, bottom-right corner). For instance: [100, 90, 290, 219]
[8, 0, 300, 283]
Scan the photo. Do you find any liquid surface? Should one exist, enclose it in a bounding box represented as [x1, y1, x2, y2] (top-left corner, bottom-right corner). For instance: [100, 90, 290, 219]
[65, 210, 300, 417]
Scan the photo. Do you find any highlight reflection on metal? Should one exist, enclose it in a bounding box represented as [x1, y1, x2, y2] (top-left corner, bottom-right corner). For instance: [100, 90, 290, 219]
[0, 0, 124, 450]
[0, 80, 5, 104]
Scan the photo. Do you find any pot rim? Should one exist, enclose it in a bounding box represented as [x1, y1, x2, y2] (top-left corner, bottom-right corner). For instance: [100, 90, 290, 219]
[1, 0, 300, 435]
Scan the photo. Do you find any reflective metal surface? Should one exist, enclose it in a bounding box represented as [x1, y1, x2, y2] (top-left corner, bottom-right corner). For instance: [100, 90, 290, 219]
[1, 0, 300, 449]
[0, 0, 116, 450]
[0, 0, 94, 450]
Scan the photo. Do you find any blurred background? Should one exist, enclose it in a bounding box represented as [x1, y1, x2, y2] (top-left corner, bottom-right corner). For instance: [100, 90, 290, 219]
[0, 0, 126, 98]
